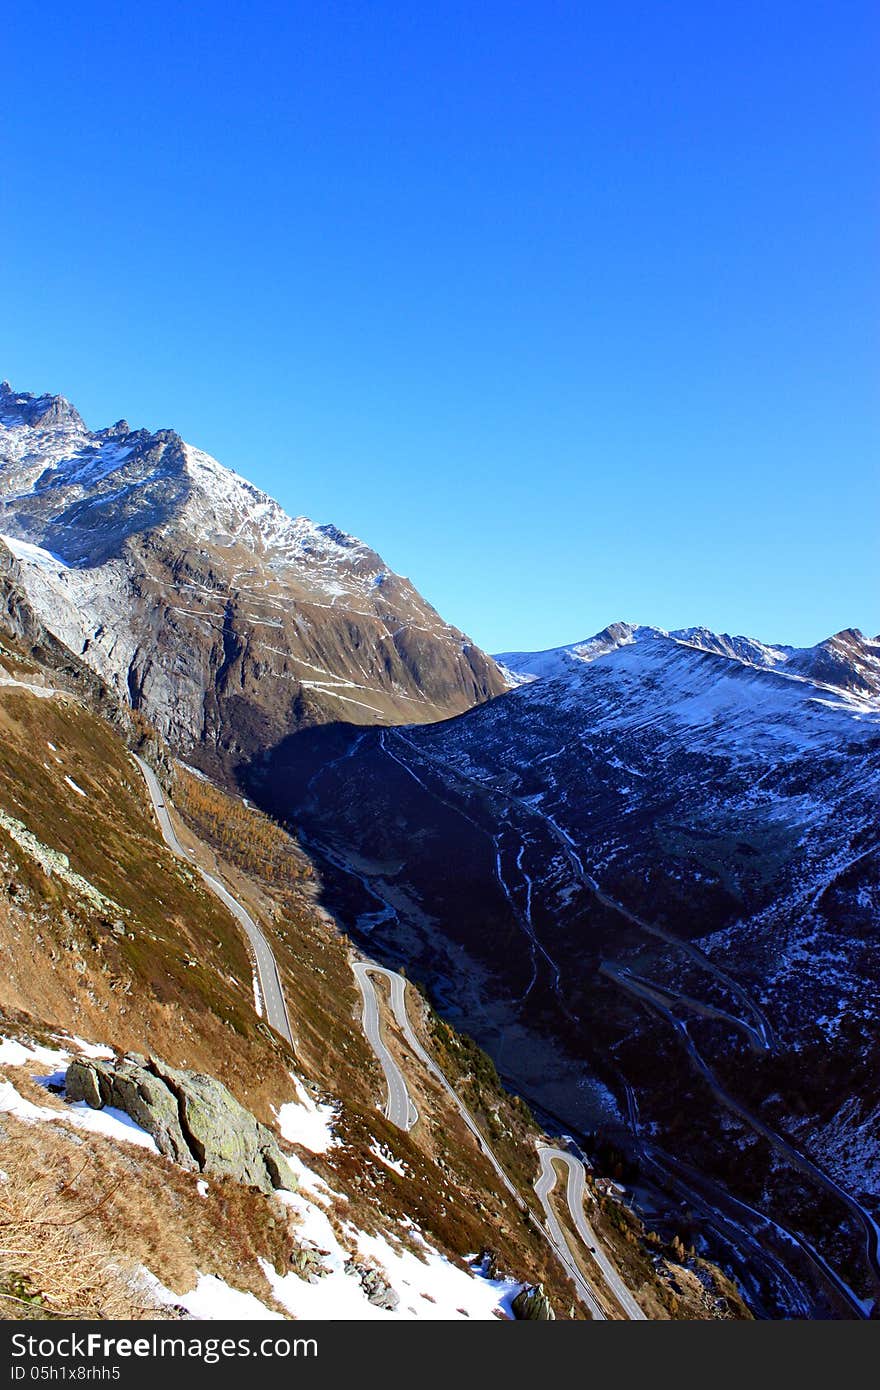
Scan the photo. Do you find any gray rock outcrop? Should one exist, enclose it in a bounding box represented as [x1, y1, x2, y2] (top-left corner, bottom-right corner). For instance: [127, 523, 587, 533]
[343, 1259, 400, 1311]
[66, 1053, 297, 1195]
[0, 385, 507, 776]
[511, 1283, 555, 1320]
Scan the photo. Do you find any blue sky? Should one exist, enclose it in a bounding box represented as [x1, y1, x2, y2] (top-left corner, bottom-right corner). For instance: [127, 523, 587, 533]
[2, 2, 876, 652]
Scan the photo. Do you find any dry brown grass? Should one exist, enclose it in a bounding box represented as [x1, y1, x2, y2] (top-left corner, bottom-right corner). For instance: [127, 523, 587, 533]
[0, 681, 302, 1127]
[0, 660, 749, 1322]
[0, 1105, 301, 1321]
[0, 1137, 142, 1319]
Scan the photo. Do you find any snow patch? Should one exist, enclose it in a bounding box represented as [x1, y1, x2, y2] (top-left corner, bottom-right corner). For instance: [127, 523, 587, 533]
[0, 534, 68, 571]
[65, 1101, 161, 1151]
[0, 1074, 159, 1153]
[275, 1075, 338, 1153]
[68, 1037, 115, 1060]
[137, 1267, 282, 1321]
[369, 1140, 407, 1176]
[263, 1176, 521, 1321]
[0, 1037, 70, 1070]
[282, 1151, 347, 1204]
[252, 969, 264, 1019]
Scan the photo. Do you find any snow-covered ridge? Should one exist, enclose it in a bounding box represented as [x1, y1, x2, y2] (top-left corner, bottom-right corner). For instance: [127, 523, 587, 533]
[496, 621, 639, 681]
[179, 443, 380, 574]
[496, 621, 880, 709]
[0, 382, 377, 578]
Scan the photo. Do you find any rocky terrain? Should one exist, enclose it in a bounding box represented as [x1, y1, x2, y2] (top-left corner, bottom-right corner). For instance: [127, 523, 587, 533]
[0, 382, 505, 775]
[1, 378, 874, 1322]
[0, 618, 565, 1320]
[66, 1054, 298, 1194]
[0, 612, 737, 1321]
[252, 622, 880, 1318]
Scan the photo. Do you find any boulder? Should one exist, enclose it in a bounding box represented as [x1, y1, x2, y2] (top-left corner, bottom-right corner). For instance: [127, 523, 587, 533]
[67, 1055, 196, 1168]
[511, 1283, 555, 1320]
[65, 1054, 297, 1195]
[66, 1059, 103, 1110]
[290, 1247, 329, 1283]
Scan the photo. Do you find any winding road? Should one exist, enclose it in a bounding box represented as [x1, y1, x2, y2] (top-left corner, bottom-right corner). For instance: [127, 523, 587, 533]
[536, 1147, 646, 1320]
[135, 755, 636, 1315]
[386, 726, 775, 1049]
[352, 962, 418, 1130]
[351, 957, 649, 1319]
[133, 754, 294, 1047]
[610, 963, 879, 1316]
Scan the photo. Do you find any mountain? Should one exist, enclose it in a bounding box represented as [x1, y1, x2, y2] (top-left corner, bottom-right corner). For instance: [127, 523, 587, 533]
[0, 603, 742, 1321]
[253, 621, 880, 1318]
[0, 381, 506, 774]
[497, 621, 880, 700]
[3, 378, 876, 1321]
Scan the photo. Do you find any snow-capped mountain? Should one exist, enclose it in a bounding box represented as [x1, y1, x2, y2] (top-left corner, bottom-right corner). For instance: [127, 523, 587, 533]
[497, 621, 880, 702]
[254, 620, 880, 1317]
[4, 377, 878, 1317]
[0, 382, 506, 767]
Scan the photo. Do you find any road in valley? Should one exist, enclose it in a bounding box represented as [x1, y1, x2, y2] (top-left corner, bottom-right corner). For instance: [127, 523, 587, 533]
[350, 957, 657, 1319]
[132, 754, 294, 1047]
[386, 726, 775, 1049]
[536, 1146, 646, 1320]
[351, 961, 418, 1130]
[609, 963, 878, 1316]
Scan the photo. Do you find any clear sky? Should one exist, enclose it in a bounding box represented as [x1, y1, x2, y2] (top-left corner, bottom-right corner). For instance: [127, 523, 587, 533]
[2, 2, 877, 653]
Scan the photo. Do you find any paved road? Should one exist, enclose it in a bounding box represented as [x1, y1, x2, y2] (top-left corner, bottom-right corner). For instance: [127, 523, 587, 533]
[133, 754, 294, 1046]
[350, 958, 628, 1317]
[351, 962, 418, 1130]
[608, 957, 880, 1311]
[536, 1147, 646, 1320]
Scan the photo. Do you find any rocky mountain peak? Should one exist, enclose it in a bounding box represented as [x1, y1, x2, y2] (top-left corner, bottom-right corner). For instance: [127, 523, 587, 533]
[0, 380, 85, 432]
[498, 620, 880, 707]
[0, 382, 507, 764]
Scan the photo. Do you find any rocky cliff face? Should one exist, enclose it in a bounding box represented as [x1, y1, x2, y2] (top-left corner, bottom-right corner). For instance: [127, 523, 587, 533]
[0, 382, 506, 773]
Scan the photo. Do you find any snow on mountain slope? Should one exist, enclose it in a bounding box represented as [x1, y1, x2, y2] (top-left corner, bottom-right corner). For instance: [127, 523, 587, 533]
[0, 382, 506, 763]
[495, 621, 640, 680]
[258, 617, 880, 1315]
[497, 621, 880, 709]
[0, 382, 424, 606]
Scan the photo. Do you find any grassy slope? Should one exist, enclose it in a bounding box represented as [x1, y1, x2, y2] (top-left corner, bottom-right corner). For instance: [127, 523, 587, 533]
[0, 633, 581, 1316]
[172, 764, 749, 1320]
[169, 764, 586, 1313]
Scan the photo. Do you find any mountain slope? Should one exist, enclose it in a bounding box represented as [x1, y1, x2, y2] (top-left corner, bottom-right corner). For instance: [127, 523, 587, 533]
[253, 621, 880, 1318]
[497, 620, 880, 702]
[0, 615, 745, 1321]
[0, 382, 505, 772]
[0, 623, 569, 1319]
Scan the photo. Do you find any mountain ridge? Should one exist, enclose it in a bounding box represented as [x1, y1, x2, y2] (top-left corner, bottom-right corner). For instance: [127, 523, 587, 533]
[0, 381, 506, 770]
[2, 376, 877, 1320]
[257, 606, 880, 1317]
[496, 620, 880, 705]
